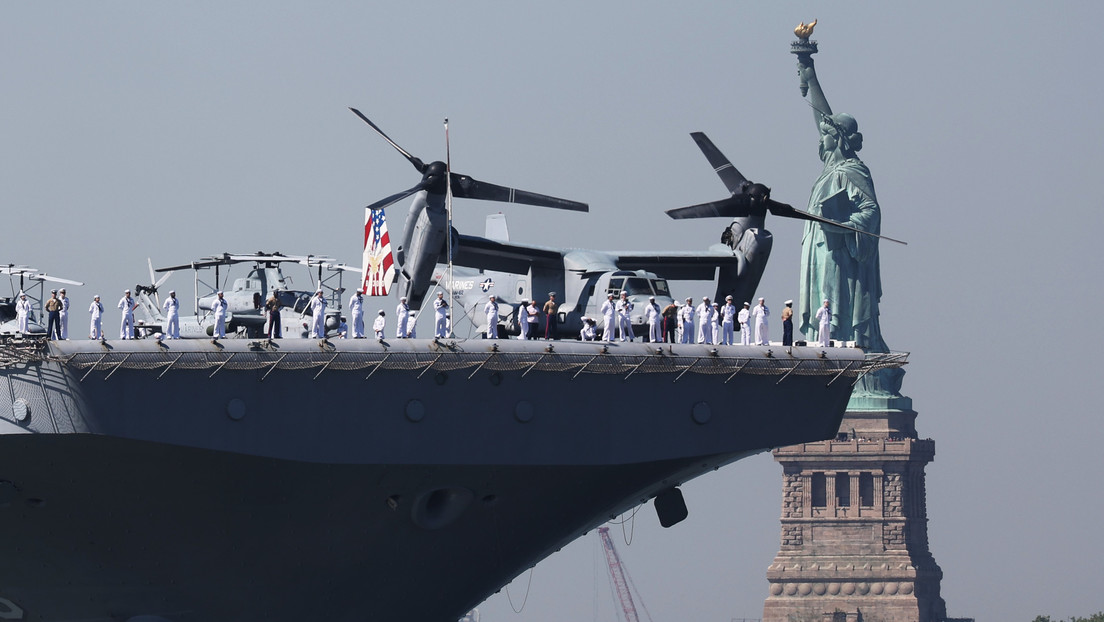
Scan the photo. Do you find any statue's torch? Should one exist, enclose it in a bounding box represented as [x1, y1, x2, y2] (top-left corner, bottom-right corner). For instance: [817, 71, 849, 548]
[791, 20, 818, 97]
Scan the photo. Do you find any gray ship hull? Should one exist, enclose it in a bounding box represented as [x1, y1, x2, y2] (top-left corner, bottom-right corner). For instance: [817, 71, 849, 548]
[0, 337, 880, 621]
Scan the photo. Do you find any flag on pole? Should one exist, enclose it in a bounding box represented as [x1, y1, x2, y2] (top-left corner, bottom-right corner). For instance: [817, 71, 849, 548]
[362, 207, 395, 296]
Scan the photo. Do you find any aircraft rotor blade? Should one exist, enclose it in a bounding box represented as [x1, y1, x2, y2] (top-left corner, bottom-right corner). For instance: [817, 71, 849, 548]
[766, 201, 908, 245]
[349, 108, 427, 174]
[366, 183, 427, 212]
[690, 132, 749, 195]
[665, 195, 753, 220]
[449, 173, 588, 212]
[30, 274, 84, 286]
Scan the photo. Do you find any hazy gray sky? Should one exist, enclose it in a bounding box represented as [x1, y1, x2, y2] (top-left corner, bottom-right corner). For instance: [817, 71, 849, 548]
[3, 2, 1102, 620]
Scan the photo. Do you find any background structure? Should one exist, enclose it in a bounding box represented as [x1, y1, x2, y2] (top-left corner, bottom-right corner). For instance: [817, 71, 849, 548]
[2, 2, 1101, 621]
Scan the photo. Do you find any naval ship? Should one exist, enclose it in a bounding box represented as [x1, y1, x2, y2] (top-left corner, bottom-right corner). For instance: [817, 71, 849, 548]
[0, 334, 903, 621]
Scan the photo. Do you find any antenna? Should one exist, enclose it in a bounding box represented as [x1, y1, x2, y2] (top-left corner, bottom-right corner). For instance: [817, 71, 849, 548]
[445, 117, 454, 338]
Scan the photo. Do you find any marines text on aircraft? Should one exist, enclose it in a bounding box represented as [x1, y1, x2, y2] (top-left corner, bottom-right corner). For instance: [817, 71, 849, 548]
[425, 132, 905, 340]
[0, 265, 83, 336]
[134, 252, 354, 339]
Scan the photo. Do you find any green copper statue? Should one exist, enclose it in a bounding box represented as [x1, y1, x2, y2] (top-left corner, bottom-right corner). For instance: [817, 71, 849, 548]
[793, 28, 888, 353]
[792, 23, 903, 397]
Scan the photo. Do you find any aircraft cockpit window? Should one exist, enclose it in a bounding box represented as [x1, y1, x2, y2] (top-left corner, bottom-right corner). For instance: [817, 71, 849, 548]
[606, 277, 625, 295]
[652, 280, 671, 297]
[624, 278, 650, 296]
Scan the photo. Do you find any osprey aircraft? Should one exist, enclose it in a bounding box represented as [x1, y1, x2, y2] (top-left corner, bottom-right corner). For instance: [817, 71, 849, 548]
[352, 112, 901, 339]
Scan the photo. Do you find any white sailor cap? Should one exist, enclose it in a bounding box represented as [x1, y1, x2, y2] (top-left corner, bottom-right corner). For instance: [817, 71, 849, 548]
[94, 294, 100, 299]
[18, 291, 26, 297]
[685, 297, 692, 302]
[169, 290, 176, 295]
[437, 291, 444, 296]
[824, 299, 830, 304]
[785, 299, 793, 305]
[378, 309, 385, 315]
[758, 297, 765, 301]
[59, 288, 66, 293]
[743, 301, 750, 306]
[725, 295, 733, 300]
[489, 294, 496, 299]
[125, 289, 131, 294]
[315, 289, 323, 294]
[608, 292, 615, 297]
[702, 296, 710, 301]
[217, 291, 224, 295]
[649, 295, 655, 300]
[400, 296, 407, 301]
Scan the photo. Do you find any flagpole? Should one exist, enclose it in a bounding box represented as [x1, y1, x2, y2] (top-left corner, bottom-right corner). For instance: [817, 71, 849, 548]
[444, 117, 453, 337]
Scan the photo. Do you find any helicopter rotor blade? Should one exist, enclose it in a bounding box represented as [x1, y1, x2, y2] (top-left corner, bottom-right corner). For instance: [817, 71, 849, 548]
[690, 132, 749, 195]
[349, 108, 427, 174]
[449, 173, 588, 212]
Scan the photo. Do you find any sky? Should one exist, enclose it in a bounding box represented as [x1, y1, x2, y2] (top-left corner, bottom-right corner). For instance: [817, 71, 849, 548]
[3, 2, 1103, 620]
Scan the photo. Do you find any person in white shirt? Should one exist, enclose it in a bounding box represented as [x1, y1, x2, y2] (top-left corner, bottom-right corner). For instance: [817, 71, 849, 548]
[751, 297, 770, 345]
[212, 291, 229, 339]
[738, 302, 751, 345]
[600, 293, 616, 341]
[433, 292, 449, 338]
[15, 292, 32, 333]
[308, 290, 327, 339]
[720, 295, 737, 345]
[484, 295, 499, 339]
[88, 295, 104, 339]
[616, 292, 634, 342]
[644, 296, 662, 343]
[348, 289, 365, 338]
[118, 289, 136, 339]
[696, 297, 714, 344]
[816, 299, 833, 347]
[59, 288, 70, 339]
[396, 297, 410, 338]
[373, 310, 386, 339]
[679, 297, 695, 344]
[163, 290, 180, 339]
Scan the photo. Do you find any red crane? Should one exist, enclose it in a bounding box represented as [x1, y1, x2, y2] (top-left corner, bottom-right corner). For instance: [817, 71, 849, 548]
[597, 526, 654, 622]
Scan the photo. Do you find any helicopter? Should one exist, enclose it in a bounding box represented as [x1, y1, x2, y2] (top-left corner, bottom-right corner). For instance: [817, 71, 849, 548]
[376, 131, 903, 340]
[0, 265, 83, 336]
[134, 252, 355, 339]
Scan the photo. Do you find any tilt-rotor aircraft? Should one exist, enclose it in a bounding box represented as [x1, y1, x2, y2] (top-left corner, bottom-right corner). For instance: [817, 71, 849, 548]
[134, 252, 354, 339]
[353, 113, 900, 339]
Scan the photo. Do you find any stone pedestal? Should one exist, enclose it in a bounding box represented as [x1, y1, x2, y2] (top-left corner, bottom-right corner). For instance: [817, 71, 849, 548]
[762, 394, 949, 622]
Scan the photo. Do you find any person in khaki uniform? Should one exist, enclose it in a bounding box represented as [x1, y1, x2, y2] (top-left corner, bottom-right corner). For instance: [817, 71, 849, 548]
[781, 299, 794, 346]
[542, 292, 558, 340]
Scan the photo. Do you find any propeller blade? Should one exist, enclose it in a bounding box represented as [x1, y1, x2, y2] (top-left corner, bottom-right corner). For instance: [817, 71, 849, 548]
[766, 201, 908, 245]
[349, 108, 427, 173]
[449, 173, 588, 212]
[690, 132, 749, 195]
[665, 196, 753, 220]
[30, 274, 84, 286]
[366, 183, 426, 212]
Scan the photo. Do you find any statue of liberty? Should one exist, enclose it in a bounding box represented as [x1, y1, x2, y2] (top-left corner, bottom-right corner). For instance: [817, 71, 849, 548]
[792, 25, 902, 396]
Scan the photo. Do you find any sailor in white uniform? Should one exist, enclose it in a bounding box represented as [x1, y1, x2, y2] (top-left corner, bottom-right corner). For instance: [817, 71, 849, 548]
[15, 292, 32, 333]
[816, 299, 833, 347]
[600, 293, 616, 341]
[433, 292, 449, 338]
[580, 317, 597, 341]
[163, 290, 180, 339]
[484, 295, 499, 339]
[738, 302, 751, 345]
[396, 297, 410, 338]
[59, 288, 70, 339]
[679, 297, 695, 344]
[752, 297, 770, 345]
[373, 310, 386, 339]
[212, 291, 229, 339]
[308, 290, 327, 338]
[616, 292, 634, 341]
[720, 295, 737, 345]
[88, 294, 104, 339]
[348, 289, 365, 339]
[696, 297, 714, 344]
[118, 289, 136, 339]
[644, 296, 662, 343]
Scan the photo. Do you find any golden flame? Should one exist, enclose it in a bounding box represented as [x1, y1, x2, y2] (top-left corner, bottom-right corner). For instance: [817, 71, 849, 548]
[794, 19, 817, 39]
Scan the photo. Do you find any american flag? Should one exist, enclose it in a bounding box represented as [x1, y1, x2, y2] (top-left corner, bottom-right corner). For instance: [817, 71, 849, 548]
[362, 207, 395, 296]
